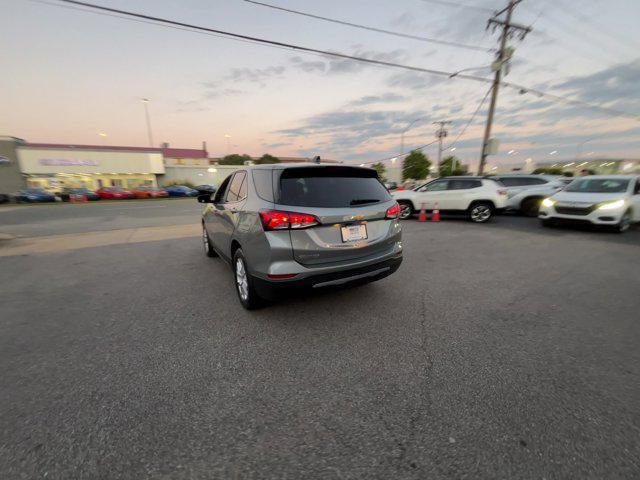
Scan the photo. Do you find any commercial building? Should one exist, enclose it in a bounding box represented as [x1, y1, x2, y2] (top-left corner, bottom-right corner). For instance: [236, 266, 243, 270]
[535, 158, 640, 175]
[162, 154, 340, 186]
[1, 134, 341, 192]
[16, 143, 165, 191]
[0, 136, 26, 194]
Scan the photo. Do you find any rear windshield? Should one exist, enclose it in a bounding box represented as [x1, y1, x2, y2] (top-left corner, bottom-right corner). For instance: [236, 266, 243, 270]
[279, 167, 391, 207]
[565, 178, 630, 193]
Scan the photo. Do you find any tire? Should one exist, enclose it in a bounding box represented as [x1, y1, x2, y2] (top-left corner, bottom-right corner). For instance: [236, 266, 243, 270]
[541, 218, 556, 228]
[521, 197, 542, 217]
[202, 225, 217, 257]
[233, 249, 263, 310]
[398, 201, 413, 220]
[468, 202, 493, 223]
[615, 210, 632, 233]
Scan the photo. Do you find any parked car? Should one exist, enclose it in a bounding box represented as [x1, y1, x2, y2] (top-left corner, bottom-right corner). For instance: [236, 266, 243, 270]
[194, 184, 217, 194]
[505, 178, 572, 216]
[13, 188, 57, 203]
[95, 187, 135, 199]
[59, 187, 100, 202]
[131, 186, 169, 198]
[0, 193, 10, 204]
[392, 176, 507, 223]
[199, 164, 403, 309]
[164, 185, 199, 197]
[539, 175, 640, 233]
[384, 181, 399, 191]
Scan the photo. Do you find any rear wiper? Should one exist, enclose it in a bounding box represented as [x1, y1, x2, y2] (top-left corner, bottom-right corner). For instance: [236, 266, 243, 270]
[350, 199, 380, 205]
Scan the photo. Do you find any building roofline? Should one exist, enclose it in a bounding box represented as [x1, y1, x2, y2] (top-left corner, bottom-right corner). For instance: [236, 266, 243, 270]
[21, 142, 163, 153]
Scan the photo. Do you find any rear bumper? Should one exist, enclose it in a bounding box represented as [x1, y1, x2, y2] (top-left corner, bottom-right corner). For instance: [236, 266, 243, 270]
[252, 254, 402, 300]
[538, 206, 625, 225]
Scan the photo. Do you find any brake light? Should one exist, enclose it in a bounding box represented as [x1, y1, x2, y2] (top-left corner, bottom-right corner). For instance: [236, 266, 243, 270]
[385, 202, 401, 219]
[497, 189, 507, 196]
[260, 210, 320, 230]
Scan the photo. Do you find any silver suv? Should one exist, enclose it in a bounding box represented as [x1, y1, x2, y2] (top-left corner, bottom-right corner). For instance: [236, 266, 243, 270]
[199, 164, 403, 309]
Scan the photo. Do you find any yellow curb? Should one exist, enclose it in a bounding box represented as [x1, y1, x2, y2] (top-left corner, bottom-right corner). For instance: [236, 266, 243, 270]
[0, 224, 200, 257]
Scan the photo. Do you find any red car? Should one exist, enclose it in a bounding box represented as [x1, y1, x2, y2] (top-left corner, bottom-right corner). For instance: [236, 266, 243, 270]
[95, 187, 135, 199]
[131, 186, 169, 199]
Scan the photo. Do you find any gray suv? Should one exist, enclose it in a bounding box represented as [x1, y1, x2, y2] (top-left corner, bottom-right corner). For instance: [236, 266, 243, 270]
[199, 164, 403, 309]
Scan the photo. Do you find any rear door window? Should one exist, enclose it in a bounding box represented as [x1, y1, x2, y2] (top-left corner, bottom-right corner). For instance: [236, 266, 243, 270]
[449, 179, 481, 190]
[278, 167, 390, 207]
[226, 171, 246, 202]
[421, 180, 448, 191]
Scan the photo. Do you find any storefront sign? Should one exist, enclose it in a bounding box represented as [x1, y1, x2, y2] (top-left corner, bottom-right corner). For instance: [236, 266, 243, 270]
[39, 158, 100, 166]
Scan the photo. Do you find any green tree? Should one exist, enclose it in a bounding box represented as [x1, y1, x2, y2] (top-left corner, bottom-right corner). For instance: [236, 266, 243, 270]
[255, 153, 280, 164]
[372, 162, 386, 180]
[402, 150, 431, 181]
[438, 155, 468, 176]
[219, 154, 252, 165]
[533, 167, 563, 175]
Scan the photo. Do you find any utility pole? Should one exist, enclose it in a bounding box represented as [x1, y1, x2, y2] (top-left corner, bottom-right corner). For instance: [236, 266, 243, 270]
[478, 0, 531, 174]
[434, 120, 452, 169]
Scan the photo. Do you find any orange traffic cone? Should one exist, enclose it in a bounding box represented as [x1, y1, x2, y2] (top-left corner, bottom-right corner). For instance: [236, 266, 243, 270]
[418, 203, 427, 222]
[431, 202, 440, 222]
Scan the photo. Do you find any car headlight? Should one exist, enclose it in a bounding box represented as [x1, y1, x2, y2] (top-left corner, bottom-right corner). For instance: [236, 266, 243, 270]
[597, 199, 625, 210]
[541, 198, 555, 208]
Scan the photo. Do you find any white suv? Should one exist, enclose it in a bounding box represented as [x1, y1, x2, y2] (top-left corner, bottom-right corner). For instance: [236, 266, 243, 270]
[538, 175, 640, 233]
[392, 177, 507, 223]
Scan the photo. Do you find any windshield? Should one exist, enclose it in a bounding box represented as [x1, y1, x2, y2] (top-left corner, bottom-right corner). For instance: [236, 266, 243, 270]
[279, 167, 391, 207]
[565, 178, 630, 193]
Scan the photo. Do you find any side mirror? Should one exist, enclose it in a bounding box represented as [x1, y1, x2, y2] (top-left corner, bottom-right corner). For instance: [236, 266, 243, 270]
[197, 194, 212, 204]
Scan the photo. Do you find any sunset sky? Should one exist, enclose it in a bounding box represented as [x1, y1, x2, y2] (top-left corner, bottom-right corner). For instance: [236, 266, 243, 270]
[2, 0, 639, 170]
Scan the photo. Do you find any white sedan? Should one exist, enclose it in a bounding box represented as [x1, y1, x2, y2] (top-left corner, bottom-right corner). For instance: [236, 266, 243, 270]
[538, 175, 640, 232]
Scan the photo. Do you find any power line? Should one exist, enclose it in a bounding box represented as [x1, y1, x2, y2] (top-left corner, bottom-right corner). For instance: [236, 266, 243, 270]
[446, 85, 493, 149]
[38, 0, 640, 122]
[243, 0, 494, 53]
[364, 140, 439, 165]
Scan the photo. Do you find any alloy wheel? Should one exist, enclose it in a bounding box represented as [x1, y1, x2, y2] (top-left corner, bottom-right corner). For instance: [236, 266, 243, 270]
[470, 204, 491, 222]
[399, 203, 412, 220]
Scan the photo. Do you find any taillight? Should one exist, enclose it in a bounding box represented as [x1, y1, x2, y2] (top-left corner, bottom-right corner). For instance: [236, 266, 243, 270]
[497, 189, 507, 196]
[386, 202, 401, 219]
[260, 210, 320, 230]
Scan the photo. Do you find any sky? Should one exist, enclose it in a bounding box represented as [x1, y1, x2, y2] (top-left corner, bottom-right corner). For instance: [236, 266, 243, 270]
[1, 0, 639, 170]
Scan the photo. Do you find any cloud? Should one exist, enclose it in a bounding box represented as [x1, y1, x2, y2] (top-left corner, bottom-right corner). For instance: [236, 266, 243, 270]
[263, 141, 290, 148]
[289, 49, 409, 76]
[347, 93, 408, 106]
[556, 59, 640, 110]
[289, 56, 326, 73]
[223, 66, 286, 83]
[201, 87, 245, 99]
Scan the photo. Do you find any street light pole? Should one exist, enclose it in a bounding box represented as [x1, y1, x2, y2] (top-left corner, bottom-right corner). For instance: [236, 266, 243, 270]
[434, 120, 452, 170]
[141, 98, 154, 147]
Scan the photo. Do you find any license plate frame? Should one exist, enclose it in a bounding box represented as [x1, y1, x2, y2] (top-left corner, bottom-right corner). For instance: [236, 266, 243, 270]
[340, 224, 368, 242]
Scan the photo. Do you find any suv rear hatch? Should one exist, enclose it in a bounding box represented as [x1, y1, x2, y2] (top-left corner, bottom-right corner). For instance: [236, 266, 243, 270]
[274, 166, 398, 266]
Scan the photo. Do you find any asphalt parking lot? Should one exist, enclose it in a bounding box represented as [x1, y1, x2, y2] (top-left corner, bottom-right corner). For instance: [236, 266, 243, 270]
[1, 200, 639, 479]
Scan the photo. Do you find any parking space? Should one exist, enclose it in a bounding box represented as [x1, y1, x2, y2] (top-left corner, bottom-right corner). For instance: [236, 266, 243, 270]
[1, 201, 639, 478]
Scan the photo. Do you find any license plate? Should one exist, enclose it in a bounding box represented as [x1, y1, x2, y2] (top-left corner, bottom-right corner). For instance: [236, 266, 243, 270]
[341, 224, 368, 242]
